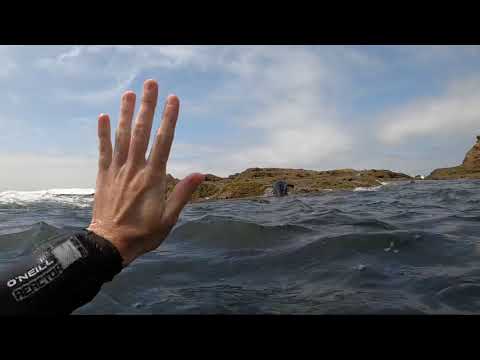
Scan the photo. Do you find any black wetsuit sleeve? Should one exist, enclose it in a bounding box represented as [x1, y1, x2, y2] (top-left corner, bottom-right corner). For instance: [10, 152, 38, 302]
[0, 230, 123, 315]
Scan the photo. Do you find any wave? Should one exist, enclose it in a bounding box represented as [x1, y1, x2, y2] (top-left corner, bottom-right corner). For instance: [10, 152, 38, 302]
[353, 180, 408, 192]
[354, 185, 384, 192]
[0, 188, 95, 207]
[0, 222, 67, 255]
[3, 180, 480, 314]
[168, 215, 313, 251]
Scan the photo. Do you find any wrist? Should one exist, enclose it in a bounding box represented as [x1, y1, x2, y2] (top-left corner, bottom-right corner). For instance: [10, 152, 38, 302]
[86, 224, 142, 266]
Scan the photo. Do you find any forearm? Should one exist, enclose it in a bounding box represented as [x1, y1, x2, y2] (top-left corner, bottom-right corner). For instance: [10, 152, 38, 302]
[0, 230, 123, 315]
[0, 79, 202, 315]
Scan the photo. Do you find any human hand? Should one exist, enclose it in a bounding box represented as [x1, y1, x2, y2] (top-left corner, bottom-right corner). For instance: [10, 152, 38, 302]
[87, 79, 205, 266]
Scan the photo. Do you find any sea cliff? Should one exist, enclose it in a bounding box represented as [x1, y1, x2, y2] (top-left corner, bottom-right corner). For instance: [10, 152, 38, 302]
[427, 136, 480, 180]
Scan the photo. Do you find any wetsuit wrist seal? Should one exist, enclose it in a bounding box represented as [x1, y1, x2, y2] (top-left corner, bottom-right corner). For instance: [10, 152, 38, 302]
[0, 229, 123, 315]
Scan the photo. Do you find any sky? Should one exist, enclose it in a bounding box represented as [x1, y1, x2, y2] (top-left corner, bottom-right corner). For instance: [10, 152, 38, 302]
[1, 45, 480, 191]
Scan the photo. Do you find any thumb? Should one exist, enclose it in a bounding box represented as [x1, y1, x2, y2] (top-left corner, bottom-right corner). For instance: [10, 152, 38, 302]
[163, 172, 205, 224]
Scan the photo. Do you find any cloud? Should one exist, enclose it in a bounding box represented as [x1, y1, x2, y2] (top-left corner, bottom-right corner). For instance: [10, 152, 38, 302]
[229, 124, 352, 170]
[2, 45, 480, 188]
[164, 46, 360, 177]
[0, 153, 97, 191]
[378, 76, 480, 145]
[41, 45, 358, 179]
[57, 46, 82, 63]
[57, 71, 138, 105]
[218, 47, 356, 172]
[31, 46, 213, 106]
[235, 98, 352, 168]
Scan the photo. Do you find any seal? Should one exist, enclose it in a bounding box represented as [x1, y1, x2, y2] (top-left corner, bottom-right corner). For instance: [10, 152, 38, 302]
[273, 180, 293, 197]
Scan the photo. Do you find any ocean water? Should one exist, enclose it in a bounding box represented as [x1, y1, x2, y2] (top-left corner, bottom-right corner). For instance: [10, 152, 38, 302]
[1, 180, 480, 314]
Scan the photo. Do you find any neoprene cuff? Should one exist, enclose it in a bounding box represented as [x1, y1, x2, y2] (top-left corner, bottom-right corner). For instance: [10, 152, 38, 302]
[0, 229, 124, 315]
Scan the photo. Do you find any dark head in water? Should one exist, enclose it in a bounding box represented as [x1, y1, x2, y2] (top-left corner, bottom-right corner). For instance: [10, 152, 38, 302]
[273, 180, 294, 197]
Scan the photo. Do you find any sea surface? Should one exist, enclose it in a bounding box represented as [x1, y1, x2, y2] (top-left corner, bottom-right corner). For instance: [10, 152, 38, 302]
[1, 180, 480, 314]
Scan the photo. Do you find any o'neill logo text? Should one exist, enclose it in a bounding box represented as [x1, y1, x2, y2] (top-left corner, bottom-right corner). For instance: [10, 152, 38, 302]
[7, 259, 55, 288]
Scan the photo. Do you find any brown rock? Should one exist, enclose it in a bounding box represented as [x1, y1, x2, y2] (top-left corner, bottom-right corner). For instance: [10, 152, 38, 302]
[463, 135, 480, 170]
[427, 135, 480, 179]
[189, 167, 412, 202]
[204, 174, 223, 182]
[165, 174, 180, 198]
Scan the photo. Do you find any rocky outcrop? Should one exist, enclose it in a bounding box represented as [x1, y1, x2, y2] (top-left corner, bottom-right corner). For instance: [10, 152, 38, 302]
[427, 136, 480, 180]
[164, 167, 412, 202]
[165, 174, 180, 198]
[204, 174, 223, 182]
[462, 135, 480, 169]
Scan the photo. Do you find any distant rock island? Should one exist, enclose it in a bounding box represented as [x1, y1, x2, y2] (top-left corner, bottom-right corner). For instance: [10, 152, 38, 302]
[166, 168, 412, 202]
[162, 135, 480, 202]
[427, 136, 480, 180]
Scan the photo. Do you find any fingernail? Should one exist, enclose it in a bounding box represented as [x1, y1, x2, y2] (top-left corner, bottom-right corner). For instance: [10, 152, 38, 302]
[167, 94, 178, 105]
[145, 79, 157, 90]
[123, 91, 136, 101]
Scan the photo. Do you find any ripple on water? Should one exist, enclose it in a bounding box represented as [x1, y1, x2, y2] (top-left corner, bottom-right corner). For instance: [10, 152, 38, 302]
[1, 180, 480, 314]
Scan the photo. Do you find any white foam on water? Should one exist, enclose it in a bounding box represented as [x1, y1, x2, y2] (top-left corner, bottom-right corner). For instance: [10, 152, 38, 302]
[354, 185, 384, 192]
[47, 188, 95, 195]
[376, 180, 390, 186]
[354, 180, 393, 192]
[0, 188, 95, 207]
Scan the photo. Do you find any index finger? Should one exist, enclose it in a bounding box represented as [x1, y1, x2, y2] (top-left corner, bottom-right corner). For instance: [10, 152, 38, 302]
[147, 94, 180, 171]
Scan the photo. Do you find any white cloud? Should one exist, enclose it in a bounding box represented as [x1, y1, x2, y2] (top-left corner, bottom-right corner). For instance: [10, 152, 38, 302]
[57, 71, 138, 105]
[230, 124, 351, 169]
[28, 45, 379, 110]
[0, 153, 97, 191]
[378, 77, 480, 145]
[3, 45, 480, 188]
[32, 45, 212, 105]
[49, 45, 356, 179]
[165, 46, 358, 177]
[57, 46, 82, 63]
[220, 47, 354, 172]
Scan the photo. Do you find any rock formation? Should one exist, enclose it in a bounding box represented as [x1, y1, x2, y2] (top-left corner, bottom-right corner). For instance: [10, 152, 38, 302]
[462, 135, 480, 170]
[165, 167, 412, 202]
[427, 136, 480, 179]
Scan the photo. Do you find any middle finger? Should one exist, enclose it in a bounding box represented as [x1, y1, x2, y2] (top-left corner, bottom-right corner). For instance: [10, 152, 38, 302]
[128, 79, 159, 166]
